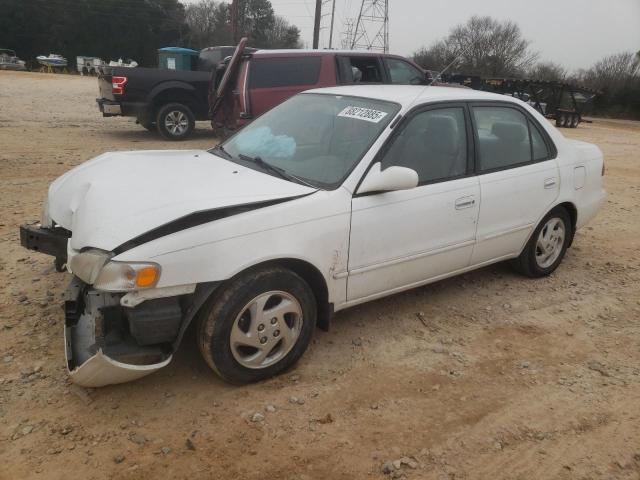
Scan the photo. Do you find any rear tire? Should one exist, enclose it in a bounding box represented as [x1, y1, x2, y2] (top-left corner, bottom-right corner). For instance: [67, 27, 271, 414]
[156, 103, 195, 141]
[570, 113, 580, 128]
[197, 267, 317, 384]
[511, 207, 572, 278]
[555, 115, 563, 128]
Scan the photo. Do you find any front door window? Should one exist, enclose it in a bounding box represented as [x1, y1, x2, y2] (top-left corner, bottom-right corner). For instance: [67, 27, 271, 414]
[385, 58, 424, 85]
[381, 107, 468, 184]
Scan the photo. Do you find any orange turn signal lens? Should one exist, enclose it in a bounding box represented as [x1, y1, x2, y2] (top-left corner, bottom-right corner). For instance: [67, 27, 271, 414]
[135, 266, 159, 288]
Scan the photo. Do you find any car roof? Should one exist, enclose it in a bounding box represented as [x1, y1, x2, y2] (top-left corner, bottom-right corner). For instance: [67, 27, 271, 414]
[252, 49, 406, 58]
[303, 84, 523, 108]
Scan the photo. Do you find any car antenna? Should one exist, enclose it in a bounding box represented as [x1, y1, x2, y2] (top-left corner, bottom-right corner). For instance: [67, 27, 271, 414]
[425, 44, 470, 87]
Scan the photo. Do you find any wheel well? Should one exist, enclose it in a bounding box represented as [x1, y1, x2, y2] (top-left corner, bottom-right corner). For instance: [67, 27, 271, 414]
[555, 201, 577, 246]
[237, 259, 332, 332]
[151, 89, 198, 117]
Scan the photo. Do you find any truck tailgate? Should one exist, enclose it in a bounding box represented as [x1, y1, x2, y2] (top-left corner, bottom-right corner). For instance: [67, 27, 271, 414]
[98, 74, 114, 100]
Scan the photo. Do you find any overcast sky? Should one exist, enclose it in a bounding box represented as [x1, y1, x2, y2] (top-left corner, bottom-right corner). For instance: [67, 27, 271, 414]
[259, 0, 640, 71]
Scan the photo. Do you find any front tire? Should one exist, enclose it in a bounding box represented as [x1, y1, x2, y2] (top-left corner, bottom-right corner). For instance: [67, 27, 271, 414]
[197, 267, 317, 384]
[511, 207, 572, 277]
[156, 103, 195, 141]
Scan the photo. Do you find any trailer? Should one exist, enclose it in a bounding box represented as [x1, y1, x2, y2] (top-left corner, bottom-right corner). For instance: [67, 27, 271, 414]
[76, 56, 107, 76]
[441, 74, 598, 128]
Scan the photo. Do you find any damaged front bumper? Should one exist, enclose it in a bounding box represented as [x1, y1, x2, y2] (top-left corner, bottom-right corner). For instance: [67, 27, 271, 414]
[65, 337, 172, 387]
[21, 222, 219, 387]
[63, 277, 217, 387]
[64, 277, 175, 387]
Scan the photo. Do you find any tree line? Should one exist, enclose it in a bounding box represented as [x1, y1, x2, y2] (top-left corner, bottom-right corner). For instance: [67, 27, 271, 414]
[0, 0, 301, 68]
[1, 3, 637, 118]
[413, 16, 640, 119]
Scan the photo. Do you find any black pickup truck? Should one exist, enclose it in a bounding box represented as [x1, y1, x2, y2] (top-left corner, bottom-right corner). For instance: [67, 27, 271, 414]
[96, 46, 235, 140]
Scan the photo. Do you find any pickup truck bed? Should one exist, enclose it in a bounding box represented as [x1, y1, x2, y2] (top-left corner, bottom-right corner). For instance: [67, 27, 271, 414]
[97, 66, 211, 140]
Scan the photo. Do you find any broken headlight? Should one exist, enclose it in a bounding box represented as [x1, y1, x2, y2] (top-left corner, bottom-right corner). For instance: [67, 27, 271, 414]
[69, 249, 112, 284]
[93, 261, 161, 291]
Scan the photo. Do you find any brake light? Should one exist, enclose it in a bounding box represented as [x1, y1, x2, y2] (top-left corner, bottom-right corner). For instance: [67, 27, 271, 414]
[112, 76, 127, 95]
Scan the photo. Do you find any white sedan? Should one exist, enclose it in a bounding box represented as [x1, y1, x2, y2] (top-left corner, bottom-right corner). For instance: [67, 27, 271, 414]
[20, 85, 605, 386]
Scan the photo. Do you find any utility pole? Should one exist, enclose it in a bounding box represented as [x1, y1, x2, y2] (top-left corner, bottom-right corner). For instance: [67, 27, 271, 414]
[312, 0, 322, 49]
[328, 0, 336, 49]
[231, 0, 239, 43]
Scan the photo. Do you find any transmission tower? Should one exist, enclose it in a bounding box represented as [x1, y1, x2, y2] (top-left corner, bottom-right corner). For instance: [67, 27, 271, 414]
[341, 18, 355, 50]
[351, 0, 389, 53]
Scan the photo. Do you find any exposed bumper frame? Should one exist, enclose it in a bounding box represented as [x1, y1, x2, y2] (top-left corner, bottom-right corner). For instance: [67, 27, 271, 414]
[20, 223, 70, 269]
[63, 278, 219, 387]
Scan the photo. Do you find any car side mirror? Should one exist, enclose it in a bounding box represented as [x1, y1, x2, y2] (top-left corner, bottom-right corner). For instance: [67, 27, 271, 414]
[357, 162, 419, 195]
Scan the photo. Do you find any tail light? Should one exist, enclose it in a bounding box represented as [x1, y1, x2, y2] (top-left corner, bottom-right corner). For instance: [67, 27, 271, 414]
[112, 76, 127, 95]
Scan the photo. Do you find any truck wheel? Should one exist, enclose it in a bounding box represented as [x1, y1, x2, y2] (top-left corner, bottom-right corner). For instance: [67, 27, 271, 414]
[156, 103, 195, 141]
[570, 113, 580, 128]
[197, 267, 317, 384]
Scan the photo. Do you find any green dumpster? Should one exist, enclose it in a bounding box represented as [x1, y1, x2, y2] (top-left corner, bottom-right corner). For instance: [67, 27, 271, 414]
[158, 47, 199, 71]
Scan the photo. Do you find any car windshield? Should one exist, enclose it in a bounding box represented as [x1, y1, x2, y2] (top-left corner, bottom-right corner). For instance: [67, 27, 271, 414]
[213, 93, 400, 189]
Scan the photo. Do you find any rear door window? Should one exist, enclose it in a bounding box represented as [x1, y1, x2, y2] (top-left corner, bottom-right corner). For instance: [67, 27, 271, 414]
[249, 57, 321, 89]
[530, 121, 550, 161]
[472, 106, 532, 172]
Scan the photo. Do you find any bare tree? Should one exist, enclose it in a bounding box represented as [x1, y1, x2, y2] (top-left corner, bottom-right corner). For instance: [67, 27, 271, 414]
[265, 16, 303, 49]
[413, 16, 538, 77]
[577, 51, 639, 93]
[528, 61, 567, 82]
[184, 0, 301, 49]
[184, 0, 231, 48]
[567, 51, 640, 118]
[413, 40, 456, 72]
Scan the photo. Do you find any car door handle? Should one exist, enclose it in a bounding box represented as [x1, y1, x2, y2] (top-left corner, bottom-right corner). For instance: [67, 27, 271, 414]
[544, 178, 557, 189]
[455, 197, 476, 210]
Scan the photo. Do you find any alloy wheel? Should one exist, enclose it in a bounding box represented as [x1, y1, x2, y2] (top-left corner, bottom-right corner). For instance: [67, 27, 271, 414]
[229, 291, 303, 369]
[164, 110, 189, 136]
[535, 217, 565, 268]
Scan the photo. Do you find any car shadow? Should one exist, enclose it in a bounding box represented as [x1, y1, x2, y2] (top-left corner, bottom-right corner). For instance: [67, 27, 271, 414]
[99, 126, 219, 144]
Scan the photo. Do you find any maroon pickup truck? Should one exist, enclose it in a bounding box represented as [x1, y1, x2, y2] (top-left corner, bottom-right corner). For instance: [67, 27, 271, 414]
[211, 47, 432, 137]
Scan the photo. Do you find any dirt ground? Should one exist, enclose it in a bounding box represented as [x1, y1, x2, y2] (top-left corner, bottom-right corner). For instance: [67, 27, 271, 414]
[1, 71, 639, 480]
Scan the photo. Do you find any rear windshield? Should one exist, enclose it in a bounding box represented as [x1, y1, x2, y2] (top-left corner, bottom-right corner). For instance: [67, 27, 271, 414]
[250, 57, 322, 89]
[217, 93, 400, 189]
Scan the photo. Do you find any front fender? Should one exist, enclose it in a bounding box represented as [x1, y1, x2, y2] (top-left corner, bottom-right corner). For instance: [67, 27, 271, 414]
[113, 189, 352, 306]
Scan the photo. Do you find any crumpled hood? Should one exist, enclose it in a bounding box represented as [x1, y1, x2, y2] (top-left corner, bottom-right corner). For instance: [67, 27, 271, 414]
[48, 149, 315, 251]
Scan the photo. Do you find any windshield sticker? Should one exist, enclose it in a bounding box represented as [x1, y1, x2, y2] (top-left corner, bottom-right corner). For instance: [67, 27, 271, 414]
[338, 106, 388, 123]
